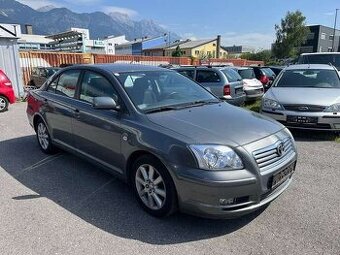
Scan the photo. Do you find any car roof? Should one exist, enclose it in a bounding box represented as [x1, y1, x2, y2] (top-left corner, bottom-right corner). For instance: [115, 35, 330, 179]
[300, 52, 340, 56]
[284, 64, 336, 71]
[232, 66, 252, 70]
[69, 64, 167, 73]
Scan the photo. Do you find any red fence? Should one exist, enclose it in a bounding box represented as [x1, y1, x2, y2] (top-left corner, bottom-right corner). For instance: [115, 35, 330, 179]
[19, 51, 264, 85]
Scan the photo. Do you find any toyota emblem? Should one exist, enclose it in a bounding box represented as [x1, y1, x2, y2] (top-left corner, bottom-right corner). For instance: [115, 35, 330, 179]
[277, 143, 285, 157]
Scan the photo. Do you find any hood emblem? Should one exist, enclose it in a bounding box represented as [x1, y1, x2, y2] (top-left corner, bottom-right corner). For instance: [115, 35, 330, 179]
[298, 106, 309, 111]
[277, 142, 285, 157]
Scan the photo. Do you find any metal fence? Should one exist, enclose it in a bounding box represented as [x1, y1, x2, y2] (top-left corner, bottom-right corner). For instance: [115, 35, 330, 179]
[19, 51, 264, 86]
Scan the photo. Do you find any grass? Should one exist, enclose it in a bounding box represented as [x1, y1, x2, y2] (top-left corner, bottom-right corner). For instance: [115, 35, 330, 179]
[335, 136, 340, 143]
[243, 100, 261, 113]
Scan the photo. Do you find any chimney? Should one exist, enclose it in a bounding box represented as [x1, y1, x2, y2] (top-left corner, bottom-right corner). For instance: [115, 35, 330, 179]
[216, 35, 221, 59]
[25, 24, 33, 35]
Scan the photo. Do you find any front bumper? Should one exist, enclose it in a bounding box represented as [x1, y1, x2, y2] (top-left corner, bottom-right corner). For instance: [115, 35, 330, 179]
[170, 142, 297, 219]
[261, 109, 340, 131]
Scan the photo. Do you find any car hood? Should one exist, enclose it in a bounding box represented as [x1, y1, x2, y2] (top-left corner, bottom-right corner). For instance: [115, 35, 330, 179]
[147, 103, 284, 147]
[268, 87, 340, 106]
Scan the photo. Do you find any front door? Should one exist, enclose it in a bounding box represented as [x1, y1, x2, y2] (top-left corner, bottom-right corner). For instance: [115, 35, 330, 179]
[72, 70, 123, 173]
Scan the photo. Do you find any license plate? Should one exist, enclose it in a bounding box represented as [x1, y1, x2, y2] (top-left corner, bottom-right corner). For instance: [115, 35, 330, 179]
[271, 163, 295, 189]
[287, 115, 318, 124]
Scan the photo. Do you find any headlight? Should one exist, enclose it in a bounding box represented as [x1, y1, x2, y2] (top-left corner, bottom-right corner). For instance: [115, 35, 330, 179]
[262, 98, 284, 110]
[324, 103, 340, 113]
[189, 145, 244, 170]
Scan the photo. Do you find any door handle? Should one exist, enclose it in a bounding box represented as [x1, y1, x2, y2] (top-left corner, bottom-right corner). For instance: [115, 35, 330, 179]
[73, 108, 80, 118]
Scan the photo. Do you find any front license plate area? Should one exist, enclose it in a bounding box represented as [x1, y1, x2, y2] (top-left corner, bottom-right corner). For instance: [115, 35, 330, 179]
[287, 115, 318, 124]
[269, 163, 295, 190]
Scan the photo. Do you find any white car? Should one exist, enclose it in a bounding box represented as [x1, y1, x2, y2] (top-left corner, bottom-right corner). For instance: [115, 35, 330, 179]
[233, 67, 264, 101]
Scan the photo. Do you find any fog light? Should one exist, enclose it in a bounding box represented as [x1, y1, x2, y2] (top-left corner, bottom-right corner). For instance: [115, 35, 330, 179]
[219, 198, 235, 205]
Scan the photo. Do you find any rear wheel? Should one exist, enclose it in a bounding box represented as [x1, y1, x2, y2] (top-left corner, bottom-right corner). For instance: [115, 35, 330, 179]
[0, 96, 9, 112]
[131, 155, 177, 217]
[35, 119, 56, 154]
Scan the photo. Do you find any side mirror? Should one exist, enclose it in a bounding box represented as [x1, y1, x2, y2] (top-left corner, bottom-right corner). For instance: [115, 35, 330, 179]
[93, 97, 119, 110]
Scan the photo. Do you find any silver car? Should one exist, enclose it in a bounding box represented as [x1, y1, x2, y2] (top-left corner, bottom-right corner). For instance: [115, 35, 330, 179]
[261, 64, 340, 131]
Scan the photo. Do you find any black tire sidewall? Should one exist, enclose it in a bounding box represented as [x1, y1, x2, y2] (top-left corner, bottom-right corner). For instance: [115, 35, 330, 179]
[0, 96, 9, 112]
[36, 119, 55, 154]
[131, 155, 177, 217]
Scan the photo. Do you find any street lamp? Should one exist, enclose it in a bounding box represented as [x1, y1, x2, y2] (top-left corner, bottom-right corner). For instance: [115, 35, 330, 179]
[332, 8, 339, 52]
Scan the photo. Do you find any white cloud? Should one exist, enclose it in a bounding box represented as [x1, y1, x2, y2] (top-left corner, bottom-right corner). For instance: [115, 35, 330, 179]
[324, 11, 335, 16]
[102, 6, 138, 17]
[17, 0, 61, 9]
[222, 32, 275, 50]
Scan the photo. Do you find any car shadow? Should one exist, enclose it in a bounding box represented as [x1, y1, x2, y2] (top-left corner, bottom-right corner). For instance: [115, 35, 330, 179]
[0, 135, 265, 245]
[290, 129, 339, 142]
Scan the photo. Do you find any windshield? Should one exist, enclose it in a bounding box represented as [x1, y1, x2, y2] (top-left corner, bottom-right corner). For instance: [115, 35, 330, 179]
[237, 69, 256, 79]
[115, 70, 219, 112]
[221, 68, 242, 82]
[276, 69, 340, 88]
[301, 54, 340, 69]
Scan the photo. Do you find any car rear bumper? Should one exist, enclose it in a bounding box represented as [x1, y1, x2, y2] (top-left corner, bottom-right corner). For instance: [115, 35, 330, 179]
[0, 86, 16, 104]
[261, 110, 340, 131]
[222, 94, 246, 106]
[244, 89, 264, 101]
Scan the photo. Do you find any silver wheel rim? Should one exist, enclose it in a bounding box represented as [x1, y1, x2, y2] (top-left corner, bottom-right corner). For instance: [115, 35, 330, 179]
[37, 122, 49, 150]
[0, 98, 6, 111]
[135, 164, 166, 210]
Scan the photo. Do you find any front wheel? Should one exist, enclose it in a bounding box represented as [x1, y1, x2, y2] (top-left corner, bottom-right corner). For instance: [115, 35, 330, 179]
[35, 119, 56, 154]
[131, 155, 177, 217]
[0, 96, 9, 112]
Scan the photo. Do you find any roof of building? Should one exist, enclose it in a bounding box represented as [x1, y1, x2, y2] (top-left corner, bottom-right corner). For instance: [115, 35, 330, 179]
[167, 39, 216, 50]
[18, 34, 52, 44]
[116, 36, 165, 47]
[143, 40, 189, 51]
[46, 30, 82, 40]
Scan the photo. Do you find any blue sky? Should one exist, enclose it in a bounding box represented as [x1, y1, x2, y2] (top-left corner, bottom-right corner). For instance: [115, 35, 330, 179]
[18, 0, 340, 49]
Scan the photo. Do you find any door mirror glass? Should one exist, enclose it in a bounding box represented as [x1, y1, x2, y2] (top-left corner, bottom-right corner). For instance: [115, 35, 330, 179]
[93, 97, 118, 110]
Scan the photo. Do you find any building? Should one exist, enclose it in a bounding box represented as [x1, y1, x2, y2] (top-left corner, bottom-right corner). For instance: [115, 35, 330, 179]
[222, 45, 254, 57]
[103, 35, 129, 55]
[164, 36, 226, 59]
[0, 23, 23, 97]
[46, 28, 106, 53]
[115, 35, 168, 55]
[299, 25, 340, 53]
[17, 24, 53, 51]
[143, 40, 188, 56]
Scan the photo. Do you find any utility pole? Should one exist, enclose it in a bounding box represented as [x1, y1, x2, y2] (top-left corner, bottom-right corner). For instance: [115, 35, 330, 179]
[332, 8, 339, 52]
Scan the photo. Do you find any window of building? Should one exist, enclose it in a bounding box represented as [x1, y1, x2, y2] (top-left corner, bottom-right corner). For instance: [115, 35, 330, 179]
[307, 33, 315, 40]
[80, 71, 118, 103]
[329, 35, 334, 41]
[321, 33, 326, 40]
[195, 50, 200, 55]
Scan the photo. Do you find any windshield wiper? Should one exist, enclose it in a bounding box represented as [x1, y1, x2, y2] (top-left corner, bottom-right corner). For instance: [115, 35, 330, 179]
[144, 106, 179, 114]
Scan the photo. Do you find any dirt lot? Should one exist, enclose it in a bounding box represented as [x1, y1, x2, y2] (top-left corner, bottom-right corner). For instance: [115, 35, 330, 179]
[0, 103, 339, 255]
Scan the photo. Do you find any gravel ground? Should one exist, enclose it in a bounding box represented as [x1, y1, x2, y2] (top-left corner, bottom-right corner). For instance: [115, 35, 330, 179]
[0, 103, 339, 255]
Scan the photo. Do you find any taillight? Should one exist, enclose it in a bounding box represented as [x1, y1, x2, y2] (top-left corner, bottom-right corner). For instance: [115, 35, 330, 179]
[0, 70, 12, 87]
[223, 84, 231, 95]
[259, 75, 269, 85]
[4, 82, 12, 87]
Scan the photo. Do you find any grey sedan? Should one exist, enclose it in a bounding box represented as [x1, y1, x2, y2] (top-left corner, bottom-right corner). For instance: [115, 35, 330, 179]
[261, 64, 340, 131]
[26, 64, 297, 219]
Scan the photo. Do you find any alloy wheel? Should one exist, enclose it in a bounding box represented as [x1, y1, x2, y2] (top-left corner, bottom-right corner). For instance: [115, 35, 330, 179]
[37, 122, 49, 150]
[0, 97, 7, 111]
[135, 164, 166, 210]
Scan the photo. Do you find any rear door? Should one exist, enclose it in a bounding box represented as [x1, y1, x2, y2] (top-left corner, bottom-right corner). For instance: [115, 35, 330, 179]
[195, 70, 223, 97]
[42, 69, 81, 148]
[72, 70, 124, 173]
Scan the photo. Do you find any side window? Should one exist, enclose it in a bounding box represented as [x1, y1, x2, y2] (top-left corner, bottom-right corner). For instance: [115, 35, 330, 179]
[80, 71, 118, 103]
[55, 70, 80, 98]
[178, 70, 195, 79]
[47, 77, 58, 92]
[196, 70, 221, 83]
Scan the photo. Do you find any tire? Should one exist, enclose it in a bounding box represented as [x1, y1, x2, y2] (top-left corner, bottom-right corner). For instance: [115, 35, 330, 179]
[131, 155, 177, 217]
[0, 96, 9, 113]
[35, 119, 56, 154]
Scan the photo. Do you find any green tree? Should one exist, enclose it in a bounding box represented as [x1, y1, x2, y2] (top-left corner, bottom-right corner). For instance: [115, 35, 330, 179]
[172, 45, 182, 57]
[240, 50, 274, 64]
[272, 10, 309, 59]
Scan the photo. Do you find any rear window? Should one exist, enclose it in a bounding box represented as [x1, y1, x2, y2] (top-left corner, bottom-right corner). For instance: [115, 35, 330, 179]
[276, 69, 340, 88]
[299, 54, 340, 69]
[261, 68, 275, 77]
[237, 69, 256, 79]
[221, 68, 242, 82]
[196, 70, 221, 83]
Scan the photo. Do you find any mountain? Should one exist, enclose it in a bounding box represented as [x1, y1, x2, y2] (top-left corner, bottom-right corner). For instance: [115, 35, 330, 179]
[0, 0, 179, 40]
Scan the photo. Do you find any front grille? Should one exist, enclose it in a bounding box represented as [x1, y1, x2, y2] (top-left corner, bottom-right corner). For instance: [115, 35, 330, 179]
[279, 121, 332, 130]
[253, 138, 294, 172]
[283, 104, 326, 112]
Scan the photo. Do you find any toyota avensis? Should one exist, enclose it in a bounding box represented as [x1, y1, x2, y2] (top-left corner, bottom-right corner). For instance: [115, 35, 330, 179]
[27, 64, 297, 219]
